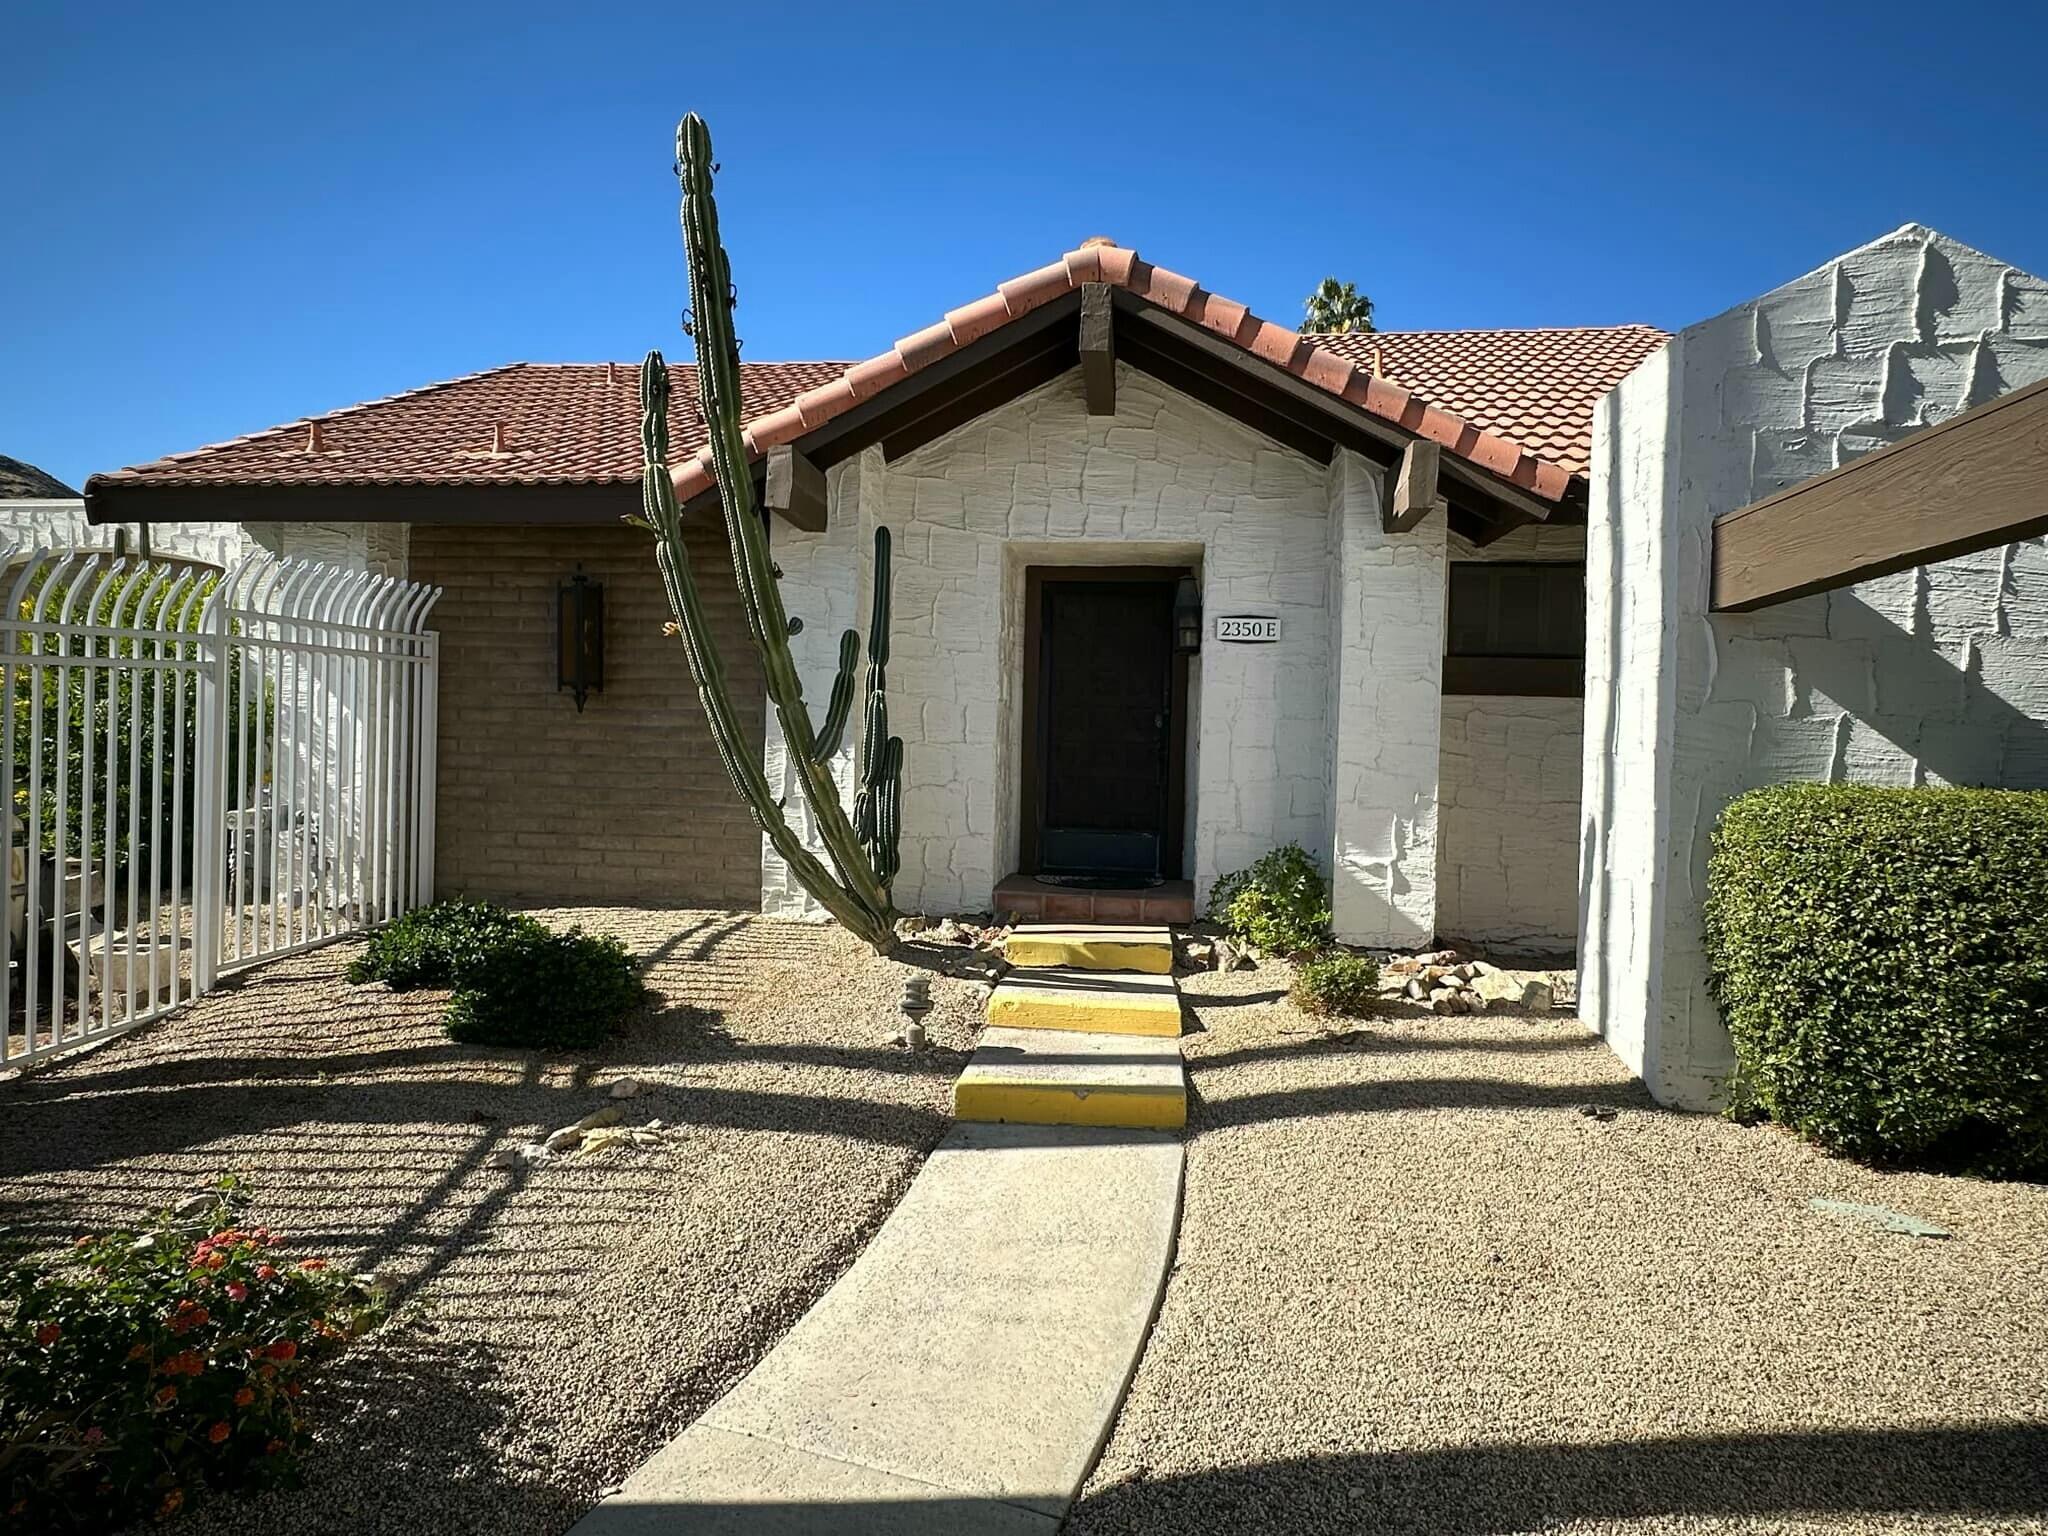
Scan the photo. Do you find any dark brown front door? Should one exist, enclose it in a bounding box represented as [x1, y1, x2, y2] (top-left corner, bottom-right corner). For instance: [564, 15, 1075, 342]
[1025, 571, 1185, 878]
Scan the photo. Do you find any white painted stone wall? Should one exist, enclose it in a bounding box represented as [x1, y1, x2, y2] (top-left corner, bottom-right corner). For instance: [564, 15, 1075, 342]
[1583, 224, 2048, 1108]
[1, 499, 250, 568]
[1325, 450, 1444, 947]
[760, 367, 1450, 938]
[1435, 524, 1585, 954]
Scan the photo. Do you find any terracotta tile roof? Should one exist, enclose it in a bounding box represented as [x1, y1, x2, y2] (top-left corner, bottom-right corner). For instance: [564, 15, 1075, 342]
[670, 242, 1657, 506]
[1308, 324, 1669, 475]
[91, 247, 1665, 501]
[88, 361, 854, 492]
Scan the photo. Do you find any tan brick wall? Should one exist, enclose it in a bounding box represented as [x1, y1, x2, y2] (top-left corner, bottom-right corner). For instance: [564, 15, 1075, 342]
[409, 522, 765, 908]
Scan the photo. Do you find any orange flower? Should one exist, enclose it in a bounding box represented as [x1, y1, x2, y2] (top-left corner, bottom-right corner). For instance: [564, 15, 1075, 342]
[167, 1301, 209, 1333]
[34, 1323, 60, 1347]
[207, 1421, 231, 1444]
[266, 1339, 298, 1362]
[255, 1264, 278, 1281]
[285, 1382, 302, 1398]
[234, 1386, 256, 1408]
[297, 1258, 328, 1272]
[126, 1342, 151, 1363]
[157, 1489, 184, 1519]
[154, 1385, 178, 1407]
[164, 1349, 207, 1377]
[264, 1438, 286, 1456]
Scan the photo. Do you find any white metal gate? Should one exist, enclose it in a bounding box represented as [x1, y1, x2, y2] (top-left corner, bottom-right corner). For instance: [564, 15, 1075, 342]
[2, 543, 442, 1070]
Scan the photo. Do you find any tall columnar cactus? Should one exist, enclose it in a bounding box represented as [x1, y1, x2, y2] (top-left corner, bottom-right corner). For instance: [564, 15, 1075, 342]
[636, 113, 902, 949]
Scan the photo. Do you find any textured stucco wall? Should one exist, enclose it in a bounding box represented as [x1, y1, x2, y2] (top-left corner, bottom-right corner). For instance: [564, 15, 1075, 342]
[1326, 451, 1443, 947]
[760, 367, 1447, 934]
[1436, 524, 1585, 954]
[1583, 223, 2048, 1108]
[1, 500, 251, 568]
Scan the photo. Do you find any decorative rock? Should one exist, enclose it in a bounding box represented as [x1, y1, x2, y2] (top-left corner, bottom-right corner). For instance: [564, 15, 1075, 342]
[1473, 971, 1554, 1013]
[1214, 938, 1250, 972]
[1810, 1197, 1951, 1239]
[931, 918, 966, 944]
[606, 1076, 644, 1100]
[172, 1193, 215, 1219]
[543, 1105, 624, 1153]
[1579, 1103, 1618, 1122]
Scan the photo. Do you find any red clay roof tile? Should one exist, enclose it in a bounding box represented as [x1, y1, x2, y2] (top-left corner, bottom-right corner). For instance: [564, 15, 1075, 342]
[89, 250, 1667, 498]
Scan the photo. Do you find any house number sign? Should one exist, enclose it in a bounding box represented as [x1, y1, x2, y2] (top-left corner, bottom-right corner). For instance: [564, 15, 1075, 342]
[1214, 613, 1281, 643]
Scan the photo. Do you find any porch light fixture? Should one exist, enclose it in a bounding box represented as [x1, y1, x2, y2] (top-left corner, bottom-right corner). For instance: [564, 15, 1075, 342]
[558, 566, 605, 712]
[1173, 575, 1203, 654]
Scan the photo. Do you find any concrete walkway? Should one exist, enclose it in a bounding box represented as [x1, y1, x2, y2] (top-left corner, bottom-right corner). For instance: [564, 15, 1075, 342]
[571, 1119, 1184, 1534]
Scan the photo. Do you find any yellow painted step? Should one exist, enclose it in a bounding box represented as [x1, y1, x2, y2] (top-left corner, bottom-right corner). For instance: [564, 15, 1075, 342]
[987, 966, 1183, 1037]
[1005, 923, 1174, 975]
[954, 1026, 1186, 1131]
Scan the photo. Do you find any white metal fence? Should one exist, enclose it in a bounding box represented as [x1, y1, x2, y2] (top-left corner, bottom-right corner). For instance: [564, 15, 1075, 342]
[2, 543, 442, 1070]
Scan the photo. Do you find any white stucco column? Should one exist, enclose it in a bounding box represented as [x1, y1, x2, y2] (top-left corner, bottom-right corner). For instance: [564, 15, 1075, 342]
[1582, 224, 2048, 1108]
[1325, 449, 1446, 948]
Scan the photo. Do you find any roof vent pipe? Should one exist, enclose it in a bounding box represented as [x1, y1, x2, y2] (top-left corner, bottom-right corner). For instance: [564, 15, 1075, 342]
[305, 421, 326, 453]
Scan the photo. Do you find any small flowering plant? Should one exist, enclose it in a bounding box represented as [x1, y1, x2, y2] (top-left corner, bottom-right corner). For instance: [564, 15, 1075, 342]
[1, 1176, 387, 1530]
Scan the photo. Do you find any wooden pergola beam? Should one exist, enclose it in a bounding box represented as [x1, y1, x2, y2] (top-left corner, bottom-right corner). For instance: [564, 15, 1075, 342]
[1385, 439, 1446, 533]
[764, 444, 828, 533]
[1080, 283, 1115, 415]
[1712, 375, 2048, 612]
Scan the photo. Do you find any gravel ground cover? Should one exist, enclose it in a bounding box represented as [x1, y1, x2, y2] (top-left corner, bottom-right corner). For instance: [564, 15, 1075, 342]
[1069, 956, 2048, 1536]
[0, 907, 983, 1536]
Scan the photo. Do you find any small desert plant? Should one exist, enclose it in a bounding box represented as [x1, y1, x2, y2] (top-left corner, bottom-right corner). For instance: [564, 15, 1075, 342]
[345, 899, 545, 991]
[1, 1177, 387, 1532]
[444, 927, 642, 1050]
[1207, 843, 1334, 957]
[1704, 783, 2048, 1176]
[1291, 952, 1381, 1017]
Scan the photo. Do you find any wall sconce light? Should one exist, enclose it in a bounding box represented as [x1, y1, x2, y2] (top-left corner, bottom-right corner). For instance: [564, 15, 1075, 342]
[1173, 574, 1203, 655]
[558, 566, 605, 712]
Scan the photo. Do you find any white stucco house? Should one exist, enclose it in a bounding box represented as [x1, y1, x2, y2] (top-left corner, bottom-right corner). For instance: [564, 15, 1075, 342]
[71, 221, 2048, 1110]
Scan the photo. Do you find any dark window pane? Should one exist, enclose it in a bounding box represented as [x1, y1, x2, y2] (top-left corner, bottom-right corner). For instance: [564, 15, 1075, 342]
[1445, 562, 1585, 659]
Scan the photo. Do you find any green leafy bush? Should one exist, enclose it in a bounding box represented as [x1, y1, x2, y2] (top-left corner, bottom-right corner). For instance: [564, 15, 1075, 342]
[1, 1177, 386, 1531]
[345, 899, 545, 990]
[1291, 952, 1380, 1017]
[1703, 783, 2048, 1176]
[1207, 843, 1333, 956]
[444, 927, 641, 1050]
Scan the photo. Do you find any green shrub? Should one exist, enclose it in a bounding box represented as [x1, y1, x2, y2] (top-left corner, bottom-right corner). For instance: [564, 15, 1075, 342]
[1703, 783, 2048, 1176]
[444, 927, 641, 1050]
[1207, 842, 1333, 956]
[1, 1177, 386, 1531]
[1291, 952, 1380, 1017]
[345, 899, 545, 990]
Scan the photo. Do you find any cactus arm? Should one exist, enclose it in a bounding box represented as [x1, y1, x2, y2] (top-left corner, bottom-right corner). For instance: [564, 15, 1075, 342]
[639, 353, 892, 948]
[674, 112, 896, 923]
[855, 525, 901, 883]
[808, 628, 858, 764]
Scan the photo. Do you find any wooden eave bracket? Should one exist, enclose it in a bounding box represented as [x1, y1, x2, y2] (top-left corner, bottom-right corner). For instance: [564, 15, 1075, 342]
[1080, 283, 1115, 416]
[765, 443, 828, 533]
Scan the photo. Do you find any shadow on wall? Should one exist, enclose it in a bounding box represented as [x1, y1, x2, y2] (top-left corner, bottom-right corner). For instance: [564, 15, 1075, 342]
[1801, 591, 2048, 788]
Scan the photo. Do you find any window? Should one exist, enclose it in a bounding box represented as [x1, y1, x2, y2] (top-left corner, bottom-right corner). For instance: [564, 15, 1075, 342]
[1443, 561, 1585, 696]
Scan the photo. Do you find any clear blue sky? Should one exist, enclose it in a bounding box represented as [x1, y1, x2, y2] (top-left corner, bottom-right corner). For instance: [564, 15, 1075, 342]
[8, 0, 2046, 491]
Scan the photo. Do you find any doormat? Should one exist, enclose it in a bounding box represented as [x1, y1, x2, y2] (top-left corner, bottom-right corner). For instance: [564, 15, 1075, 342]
[1034, 874, 1163, 890]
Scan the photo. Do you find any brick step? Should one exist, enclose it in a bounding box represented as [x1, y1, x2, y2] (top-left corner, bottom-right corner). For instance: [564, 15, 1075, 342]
[987, 965, 1183, 1037]
[1004, 923, 1174, 974]
[953, 1026, 1186, 1131]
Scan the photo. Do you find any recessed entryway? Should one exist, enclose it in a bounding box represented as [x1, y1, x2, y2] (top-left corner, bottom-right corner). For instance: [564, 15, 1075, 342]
[1019, 565, 1191, 885]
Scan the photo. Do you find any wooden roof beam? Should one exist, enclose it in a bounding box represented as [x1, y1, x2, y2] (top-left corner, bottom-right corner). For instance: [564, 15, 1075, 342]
[1712, 375, 2048, 612]
[764, 444, 828, 533]
[1080, 283, 1116, 416]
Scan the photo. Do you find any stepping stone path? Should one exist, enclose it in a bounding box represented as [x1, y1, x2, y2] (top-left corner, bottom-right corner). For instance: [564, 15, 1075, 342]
[955, 924, 1188, 1131]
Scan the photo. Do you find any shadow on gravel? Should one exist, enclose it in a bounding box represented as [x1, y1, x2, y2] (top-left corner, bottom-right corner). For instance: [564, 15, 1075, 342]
[1195, 1074, 1649, 1130]
[1188, 1027, 1592, 1072]
[1067, 1421, 2048, 1535]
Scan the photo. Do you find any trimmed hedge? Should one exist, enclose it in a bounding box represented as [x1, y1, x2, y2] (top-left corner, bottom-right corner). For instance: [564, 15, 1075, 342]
[1702, 783, 2048, 1176]
[345, 900, 545, 991]
[347, 900, 641, 1050]
[444, 927, 641, 1050]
